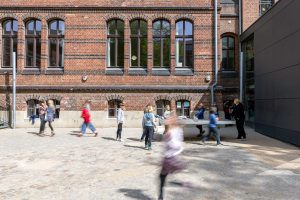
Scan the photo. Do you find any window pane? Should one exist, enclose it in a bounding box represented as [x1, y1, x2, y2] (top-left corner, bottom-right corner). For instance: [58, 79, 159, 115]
[59, 39, 64, 67]
[36, 38, 41, 67]
[162, 20, 170, 36]
[116, 20, 124, 36]
[140, 20, 147, 35]
[108, 20, 116, 35]
[185, 38, 193, 67]
[153, 38, 161, 67]
[26, 38, 34, 66]
[36, 20, 42, 35]
[185, 21, 193, 36]
[184, 101, 190, 108]
[4, 20, 11, 34]
[153, 21, 161, 36]
[222, 37, 228, 49]
[59, 21, 65, 35]
[13, 38, 17, 65]
[3, 38, 11, 67]
[27, 21, 34, 35]
[228, 50, 235, 69]
[130, 20, 138, 35]
[229, 37, 234, 48]
[13, 20, 18, 34]
[108, 109, 115, 117]
[49, 39, 57, 66]
[176, 21, 183, 35]
[222, 50, 228, 69]
[117, 38, 124, 67]
[163, 38, 170, 67]
[131, 38, 138, 66]
[176, 38, 184, 67]
[50, 21, 57, 35]
[108, 38, 116, 67]
[140, 37, 147, 67]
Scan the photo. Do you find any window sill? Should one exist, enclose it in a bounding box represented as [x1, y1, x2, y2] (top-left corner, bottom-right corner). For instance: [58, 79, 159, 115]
[174, 68, 194, 76]
[22, 68, 41, 75]
[105, 68, 124, 76]
[221, 70, 238, 78]
[0, 68, 13, 75]
[128, 68, 147, 76]
[152, 68, 171, 76]
[45, 68, 64, 75]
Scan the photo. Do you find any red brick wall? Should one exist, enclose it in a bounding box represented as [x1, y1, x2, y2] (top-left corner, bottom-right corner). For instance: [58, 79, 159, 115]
[242, 0, 259, 31]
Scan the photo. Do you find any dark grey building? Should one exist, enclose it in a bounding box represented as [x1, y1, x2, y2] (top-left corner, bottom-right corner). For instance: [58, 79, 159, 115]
[241, 0, 300, 146]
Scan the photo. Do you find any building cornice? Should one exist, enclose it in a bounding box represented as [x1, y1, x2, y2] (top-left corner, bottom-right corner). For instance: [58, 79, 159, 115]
[0, 85, 224, 92]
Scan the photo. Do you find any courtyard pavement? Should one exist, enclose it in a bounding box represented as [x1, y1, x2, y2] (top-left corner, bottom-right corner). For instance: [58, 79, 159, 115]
[0, 126, 299, 200]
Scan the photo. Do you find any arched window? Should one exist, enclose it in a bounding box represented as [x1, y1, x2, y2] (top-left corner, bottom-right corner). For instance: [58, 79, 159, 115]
[222, 35, 235, 71]
[130, 19, 147, 68]
[156, 100, 171, 116]
[176, 20, 193, 68]
[2, 19, 18, 68]
[27, 99, 39, 117]
[176, 100, 190, 117]
[108, 99, 122, 118]
[153, 20, 170, 68]
[25, 19, 42, 67]
[107, 19, 124, 68]
[49, 19, 64, 68]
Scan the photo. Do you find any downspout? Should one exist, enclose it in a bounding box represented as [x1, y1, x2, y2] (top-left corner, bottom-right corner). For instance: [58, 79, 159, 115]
[211, 0, 218, 105]
[239, 0, 243, 102]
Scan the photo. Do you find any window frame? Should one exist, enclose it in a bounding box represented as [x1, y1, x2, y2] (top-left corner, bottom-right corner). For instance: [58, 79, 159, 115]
[176, 100, 190, 117]
[48, 19, 65, 68]
[26, 99, 39, 118]
[221, 35, 235, 71]
[155, 99, 171, 116]
[2, 19, 18, 68]
[175, 19, 194, 68]
[259, 0, 274, 16]
[130, 19, 147, 68]
[108, 99, 122, 118]
[153, 20, 171, 68]
[25, 19, 42, 68]
[107, 19, 124, 68]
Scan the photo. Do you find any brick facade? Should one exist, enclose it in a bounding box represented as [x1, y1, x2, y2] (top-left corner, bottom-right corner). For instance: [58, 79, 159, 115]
[0, 1, 263, 127]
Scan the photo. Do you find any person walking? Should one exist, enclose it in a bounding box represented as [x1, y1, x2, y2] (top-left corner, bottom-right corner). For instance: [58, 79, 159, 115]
[140, 106, 148, 142]
[158, 112, 186, 200]
[195, 103, 205, 137]
[143, 105, 156, 150]
[116, 103, 125, 141]
[38, 100, 47, 135]
[163, 105, 171, 134]
[201, 107, 222, 145]
[231, 98, 246, 139]
[45, 100, 55, 136]
[79, 102, 98, 137]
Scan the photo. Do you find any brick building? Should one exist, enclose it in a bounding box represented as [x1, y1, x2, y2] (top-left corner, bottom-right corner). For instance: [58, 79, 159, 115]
[0, 0, 275, 128]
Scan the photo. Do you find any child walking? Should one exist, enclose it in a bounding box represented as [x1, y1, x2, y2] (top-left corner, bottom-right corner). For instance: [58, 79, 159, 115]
[38, 100, 47, 135]
[201, 107, 222, 145]
[45, 100, 55, 136]
[80, 102, 98, 137]
[142, 105, 156, 150]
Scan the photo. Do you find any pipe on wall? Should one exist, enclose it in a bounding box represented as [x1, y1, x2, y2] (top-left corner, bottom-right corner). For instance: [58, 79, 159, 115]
[211, 0, 218, 105]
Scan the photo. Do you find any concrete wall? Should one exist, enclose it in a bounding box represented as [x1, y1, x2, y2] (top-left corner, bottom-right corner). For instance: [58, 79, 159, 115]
[242, 0, 300, 146]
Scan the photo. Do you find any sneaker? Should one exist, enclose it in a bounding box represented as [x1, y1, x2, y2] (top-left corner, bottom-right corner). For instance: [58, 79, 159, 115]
[148, 146, 152, 150]
[78, 134, 83, 137]
[94, 132, 98, 137]
[51, 132, 55, 137]
[200, 141, 206, 145]
[120, 139, 124, 142]
[201, 130, 206, 134]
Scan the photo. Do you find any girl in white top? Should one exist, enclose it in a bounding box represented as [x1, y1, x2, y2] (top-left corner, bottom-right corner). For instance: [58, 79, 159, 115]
[158, 112, 186, 200]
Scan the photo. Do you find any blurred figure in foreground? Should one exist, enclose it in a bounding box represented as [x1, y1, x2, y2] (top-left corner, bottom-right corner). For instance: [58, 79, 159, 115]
[158, 112, 186, 200]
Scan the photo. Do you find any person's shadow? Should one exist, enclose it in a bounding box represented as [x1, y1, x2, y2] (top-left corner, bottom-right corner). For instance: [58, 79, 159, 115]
[118, 188, 152, 200]
[101, 137, 116, 141]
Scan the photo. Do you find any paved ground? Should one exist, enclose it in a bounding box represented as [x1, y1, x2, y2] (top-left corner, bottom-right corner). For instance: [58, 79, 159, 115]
[0, 126, 299, 200]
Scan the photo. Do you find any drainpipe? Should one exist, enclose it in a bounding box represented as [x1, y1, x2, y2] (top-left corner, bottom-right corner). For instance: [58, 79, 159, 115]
[239, 0, 243, 102]
[211, 0, 218, 105]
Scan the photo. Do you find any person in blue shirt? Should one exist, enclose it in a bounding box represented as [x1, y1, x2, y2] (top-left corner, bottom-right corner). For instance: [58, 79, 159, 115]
[195, 103, 205, 137]
[201, 107, 222, 145]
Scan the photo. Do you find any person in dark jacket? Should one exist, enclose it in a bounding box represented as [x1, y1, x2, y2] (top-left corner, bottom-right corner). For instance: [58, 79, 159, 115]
[195, 103, 205, 137]
[231, 98, 246, 139]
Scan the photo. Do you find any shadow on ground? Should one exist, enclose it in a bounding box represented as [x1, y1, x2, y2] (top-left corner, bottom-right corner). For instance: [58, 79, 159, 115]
[118, 188, 152, 200]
